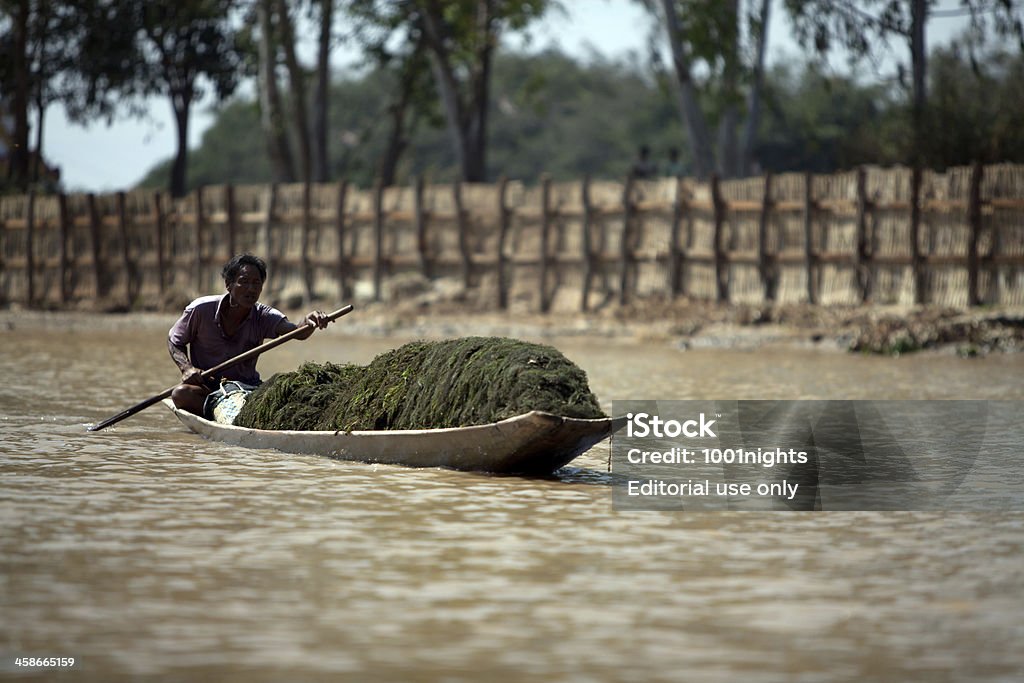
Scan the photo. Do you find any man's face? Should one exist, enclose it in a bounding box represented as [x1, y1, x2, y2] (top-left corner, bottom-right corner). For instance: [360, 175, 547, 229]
[227, 264, 264, 308]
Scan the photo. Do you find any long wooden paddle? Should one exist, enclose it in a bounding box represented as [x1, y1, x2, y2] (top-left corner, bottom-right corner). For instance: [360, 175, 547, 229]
[88, 304, 354, 432]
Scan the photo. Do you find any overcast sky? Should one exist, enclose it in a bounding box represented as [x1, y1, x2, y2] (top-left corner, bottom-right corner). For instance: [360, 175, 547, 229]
[42, 0, 977, 193]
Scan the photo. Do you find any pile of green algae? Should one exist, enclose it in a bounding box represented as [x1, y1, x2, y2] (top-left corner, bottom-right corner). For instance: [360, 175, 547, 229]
[233, 336, 606, 431]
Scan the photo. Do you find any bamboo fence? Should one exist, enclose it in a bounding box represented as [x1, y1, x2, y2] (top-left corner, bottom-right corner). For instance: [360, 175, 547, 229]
[1, 163, 1023, 313]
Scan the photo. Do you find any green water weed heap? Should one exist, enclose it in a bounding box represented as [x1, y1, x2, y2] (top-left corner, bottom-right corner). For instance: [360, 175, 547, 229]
[234, 337, 606, 431]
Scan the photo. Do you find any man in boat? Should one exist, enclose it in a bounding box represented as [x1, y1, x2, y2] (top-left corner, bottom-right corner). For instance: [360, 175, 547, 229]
[168, 253, 330, 419]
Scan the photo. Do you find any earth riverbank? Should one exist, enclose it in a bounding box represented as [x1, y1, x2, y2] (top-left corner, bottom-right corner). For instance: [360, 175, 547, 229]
[3, 297, 1022, 356]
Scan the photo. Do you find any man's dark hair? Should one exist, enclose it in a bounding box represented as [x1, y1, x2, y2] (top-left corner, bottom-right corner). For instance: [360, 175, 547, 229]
[222, 254, 267, 285]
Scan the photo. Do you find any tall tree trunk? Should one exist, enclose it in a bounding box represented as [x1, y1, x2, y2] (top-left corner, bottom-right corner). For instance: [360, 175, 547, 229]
[8, 0, 31, 190]
[660, 0, 715, 178]
[257, 0, 295, 182]
[716, 0, 740, 178]
[314, 0, 333, 182]
[30, 0, 49, 185]
[741, 0, 771, 176]
[418, 0, 493, 182]
[910, 0, 928, 165]
[378, 87, 411, 187]
[718, 108, 739, 178]
[378, 49, 424, 187]
[465, 0, 493, 182]
[32, 99, 45, 184]
[276, 0, 312, 183]
[169, 92, 192, 198]
[419, 4, 472, 181]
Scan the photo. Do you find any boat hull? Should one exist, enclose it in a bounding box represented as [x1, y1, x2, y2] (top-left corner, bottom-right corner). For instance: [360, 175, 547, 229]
[163, 399, 620, 475]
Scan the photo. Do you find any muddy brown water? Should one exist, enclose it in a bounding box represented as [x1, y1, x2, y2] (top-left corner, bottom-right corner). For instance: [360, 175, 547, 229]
[2, 316, 1023, 681]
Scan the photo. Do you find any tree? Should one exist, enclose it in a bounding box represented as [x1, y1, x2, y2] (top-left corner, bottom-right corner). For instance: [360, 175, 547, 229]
[314, 0, 334, 182]
[1, 0, 84, 190]
[2, 0, 32, 190]
[274, 0, 312, 183]
[756, 60, 904, 171]
[740, 0, 771, 175]
[783, 0, 1024, 165]
[140, 49, 689, 189]
[649, 0, 773, 178]
[126, 0, 245, 197]
[349, 0, 549, 183]
[2, 0, 142, 191]
[346, 0, 438, 186]
[925, 42, 1024, 166]
[414, 0, 552, 182]
[783, 0, 929, 163]
[656, 0, 716, 178]
[254, 0, 296, 182]
[250, 0, 338, 184]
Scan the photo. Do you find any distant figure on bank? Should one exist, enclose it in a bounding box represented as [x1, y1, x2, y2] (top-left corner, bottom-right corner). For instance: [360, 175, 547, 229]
[664, 147, 686, 178]
[630, 145, 658, 180]
[168, 254, 330, 419]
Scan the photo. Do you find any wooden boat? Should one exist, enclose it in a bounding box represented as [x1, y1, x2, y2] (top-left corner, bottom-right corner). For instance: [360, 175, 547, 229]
[163, 399, 623, 475]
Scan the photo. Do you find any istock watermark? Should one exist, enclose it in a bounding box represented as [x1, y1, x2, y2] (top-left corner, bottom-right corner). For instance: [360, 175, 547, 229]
[611, 400, 1024, 511]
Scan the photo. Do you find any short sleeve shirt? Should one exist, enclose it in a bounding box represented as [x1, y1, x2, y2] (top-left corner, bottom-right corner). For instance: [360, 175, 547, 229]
[168, 294, 288, 384]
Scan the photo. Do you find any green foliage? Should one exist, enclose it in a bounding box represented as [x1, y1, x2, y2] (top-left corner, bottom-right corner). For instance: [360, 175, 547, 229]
[923, 44, 1024, 167]
[755, 61, 906, 171]
[139, 100, 271, 189]
[143, 49, 684, 188]
[486, 51, 683, 181]
[234, 337, 606, 431]
[137, 44, 1024, 190]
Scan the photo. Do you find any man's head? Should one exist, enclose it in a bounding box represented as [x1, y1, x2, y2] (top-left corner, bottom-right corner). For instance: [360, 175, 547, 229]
[222, 254, 267, 309]
[222, 254, 267, 286]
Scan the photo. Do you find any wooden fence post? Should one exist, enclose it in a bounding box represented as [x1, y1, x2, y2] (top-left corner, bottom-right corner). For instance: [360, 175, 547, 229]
[911, 165, 925, 304]
[373, 180, 385, 302]
[302, 181, 313, 305]
[335, 180, 350, 301]
[154, 192, 167, 298]
[453, 180, 473, 291]
[712, 174, 728, 303]
[225, 184, 237, 259]
[967, 161, 983, 306]
[497, 177, 510, 310]
[0, 212, 5, 306]
[26, 190, 35, 306]
[803, 172, 817, 305]
[539, 175, 553, 313]
[668, 177, 687, 299]
[87, 193, 103, 299]
[619, 174, 635, 306]
[262, 183, 276, 294]
[58, 192, 70, 304]
[581, 175, 595, 311]
[414, 175, 431, 279]
[116, 191, 135, 306]
[758, 173, 774, 301]
[855, 167, 871, 302]
[194, 186, 205, 293]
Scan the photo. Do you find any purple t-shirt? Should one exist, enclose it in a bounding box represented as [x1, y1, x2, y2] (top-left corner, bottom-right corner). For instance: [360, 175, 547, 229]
[168, 294, 288, 384]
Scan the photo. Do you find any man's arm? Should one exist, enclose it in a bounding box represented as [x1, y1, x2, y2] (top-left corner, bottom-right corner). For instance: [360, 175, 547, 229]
[275, 310, 330, 340]
[168, 339, 204, 385]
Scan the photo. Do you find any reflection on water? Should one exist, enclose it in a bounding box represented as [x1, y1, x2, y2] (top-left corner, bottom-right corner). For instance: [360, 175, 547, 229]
[2, 319, 1024, 681]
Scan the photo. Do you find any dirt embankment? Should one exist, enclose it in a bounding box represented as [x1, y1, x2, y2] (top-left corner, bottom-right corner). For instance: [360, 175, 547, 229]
[318, 291, 1024, 356]
[3, 280, 1022, 356]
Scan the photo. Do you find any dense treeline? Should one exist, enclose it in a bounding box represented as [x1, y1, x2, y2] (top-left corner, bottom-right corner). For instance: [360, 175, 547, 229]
[136, 44, 1024, 190]
[3, 0, 1023, 195]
